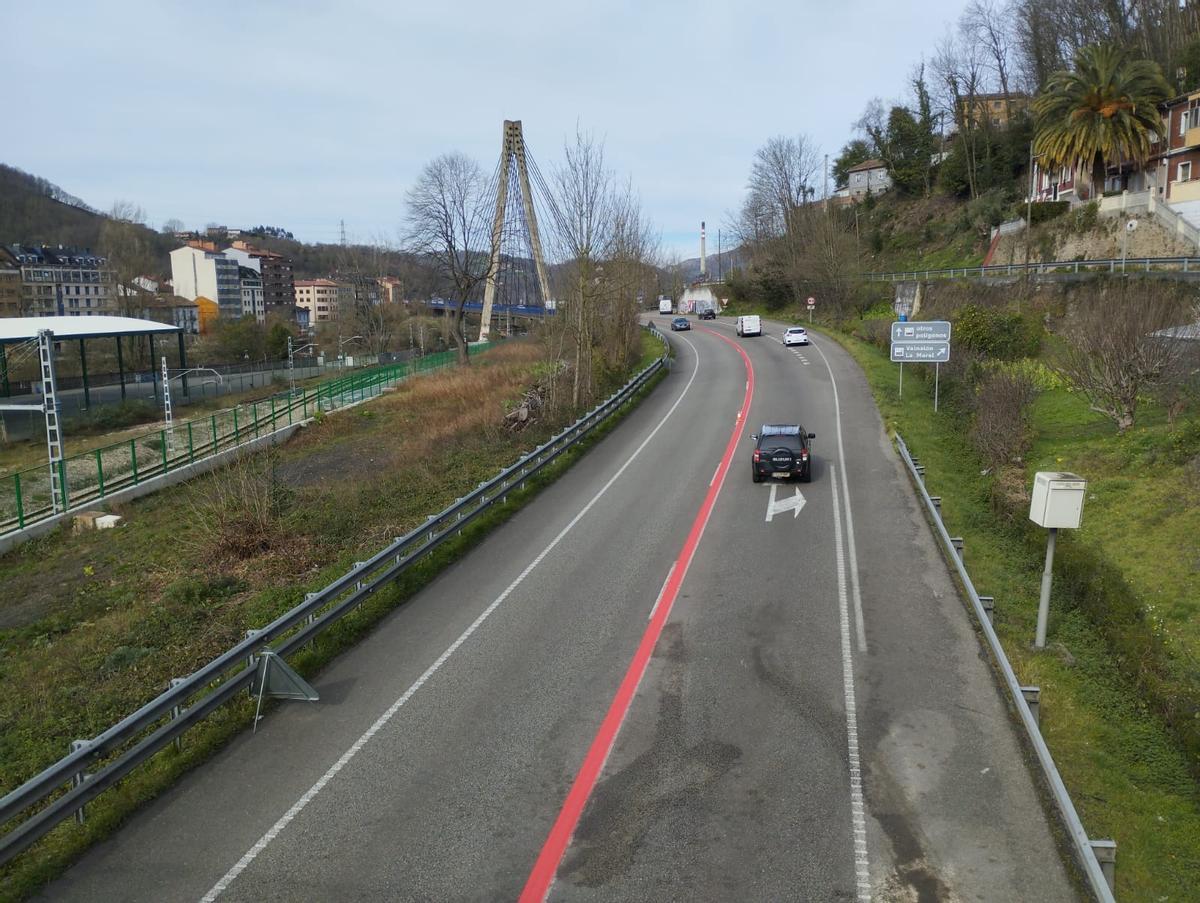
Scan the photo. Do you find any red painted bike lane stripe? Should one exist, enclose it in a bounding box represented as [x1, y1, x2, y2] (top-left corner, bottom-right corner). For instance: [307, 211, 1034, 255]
[519, 328, 754, 902]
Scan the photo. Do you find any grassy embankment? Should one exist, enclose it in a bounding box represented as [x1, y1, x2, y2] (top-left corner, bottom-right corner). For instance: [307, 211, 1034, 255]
[0, 333, 665, 900]
[816, 322, 1200, 902]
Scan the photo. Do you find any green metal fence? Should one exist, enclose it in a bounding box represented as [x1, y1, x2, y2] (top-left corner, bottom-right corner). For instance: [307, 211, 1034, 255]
[1, 346, 488, 536]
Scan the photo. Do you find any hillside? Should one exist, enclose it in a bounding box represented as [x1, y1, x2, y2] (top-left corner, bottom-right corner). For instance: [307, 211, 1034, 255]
[0, 164, 177, 269]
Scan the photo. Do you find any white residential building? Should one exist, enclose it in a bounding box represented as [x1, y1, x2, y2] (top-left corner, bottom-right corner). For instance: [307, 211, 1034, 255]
[238, 266, 265, 323]
[169, 244, 242, 319]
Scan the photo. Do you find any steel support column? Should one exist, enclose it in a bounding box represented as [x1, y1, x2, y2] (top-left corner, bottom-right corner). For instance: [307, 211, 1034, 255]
[116, 336, 126, 401]
[149, 334, 158, 403]
[177, 331, 189, 398]
[78, 339, 90, 410]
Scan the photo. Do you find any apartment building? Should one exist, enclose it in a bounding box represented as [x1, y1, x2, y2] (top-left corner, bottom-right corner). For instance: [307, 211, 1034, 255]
[294, 278, 340, 323]
[377, 276, 406, 305]
[3, 244, 116, 316]
[170, 244, 242, 319]
[0, 248, 21, 317]
[224, 240, 296, 315]
[238, 266, 265, 323]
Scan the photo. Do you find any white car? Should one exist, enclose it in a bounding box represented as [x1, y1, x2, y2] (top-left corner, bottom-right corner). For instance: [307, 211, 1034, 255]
[783, 326, 810, 346]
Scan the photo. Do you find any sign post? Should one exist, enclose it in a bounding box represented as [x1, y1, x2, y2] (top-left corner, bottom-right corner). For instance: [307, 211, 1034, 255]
[806, 296, 815, 323]
[890, 321, 952, 406]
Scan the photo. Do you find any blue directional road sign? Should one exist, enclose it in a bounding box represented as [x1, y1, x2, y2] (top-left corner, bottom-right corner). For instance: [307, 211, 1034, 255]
[890, 320, 951, 362]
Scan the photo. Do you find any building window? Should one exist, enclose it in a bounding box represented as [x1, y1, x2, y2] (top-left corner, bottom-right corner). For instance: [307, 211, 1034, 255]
[1180, 161, 1192, 182]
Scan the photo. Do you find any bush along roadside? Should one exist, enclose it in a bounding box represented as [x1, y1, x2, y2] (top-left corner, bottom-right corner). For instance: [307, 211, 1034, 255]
[817, 324, 1200, 902]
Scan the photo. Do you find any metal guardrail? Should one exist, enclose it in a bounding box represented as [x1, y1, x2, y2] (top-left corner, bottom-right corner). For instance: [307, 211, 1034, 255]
[0, 327, 670, 866]
[895, 434, 1116, 902]
[0, 347, 483, 538]
[864, 256, 1200, 282]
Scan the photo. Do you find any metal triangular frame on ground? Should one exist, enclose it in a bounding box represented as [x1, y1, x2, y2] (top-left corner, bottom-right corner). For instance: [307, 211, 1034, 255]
[255, 649, 319, 701]
[479, 120, 552, 342]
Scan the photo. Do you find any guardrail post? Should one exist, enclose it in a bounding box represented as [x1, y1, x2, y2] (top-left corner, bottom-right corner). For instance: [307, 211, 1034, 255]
[1088, 839, 1116, 893]
[70, 739, 91, 823]
[130, 439, 139, 484]
[233, 408, 240, 442]
[950, 536, 964, 559]
[1020, 685, 1041, 725]
[168, 678, 186, 751]
[187, 422, 195, 464]
[245, 629, 262, 694]
[160, 430, 168, 473]
[95, 449, 105, 497]
[929, 496, 941, 517]
[210, 414, 218, 451]
[979, 595, 995, 625]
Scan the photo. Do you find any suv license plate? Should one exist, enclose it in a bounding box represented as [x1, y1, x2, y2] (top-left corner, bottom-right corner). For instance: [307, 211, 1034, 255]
[772, 471, 790, 478]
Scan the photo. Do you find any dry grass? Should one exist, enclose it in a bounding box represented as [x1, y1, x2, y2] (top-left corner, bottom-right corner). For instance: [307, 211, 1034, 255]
[0, 339, 565, 801]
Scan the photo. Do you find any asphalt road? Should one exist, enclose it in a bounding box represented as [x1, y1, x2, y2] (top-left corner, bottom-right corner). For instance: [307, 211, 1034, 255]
[38, 317, 1079, 902]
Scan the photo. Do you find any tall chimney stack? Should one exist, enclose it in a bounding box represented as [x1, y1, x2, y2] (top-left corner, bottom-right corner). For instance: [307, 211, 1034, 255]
[700, 221, 707, 280]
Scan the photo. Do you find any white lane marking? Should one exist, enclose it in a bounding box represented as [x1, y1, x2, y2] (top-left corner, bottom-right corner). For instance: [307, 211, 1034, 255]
[710, 463, 721, 487]
[809, 339, 868, 653]
[648, 561, 676, 621]
[764, 483, 806, 522]
[831, 465, 872, 903]
[200, 336, 706, 902]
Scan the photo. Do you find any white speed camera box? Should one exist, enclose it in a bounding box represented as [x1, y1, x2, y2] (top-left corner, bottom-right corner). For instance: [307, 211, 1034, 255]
[1029, 471, 1086, 529]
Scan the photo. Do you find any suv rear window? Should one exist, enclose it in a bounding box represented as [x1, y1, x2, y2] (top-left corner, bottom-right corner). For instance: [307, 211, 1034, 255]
[759, 435, 803, 451]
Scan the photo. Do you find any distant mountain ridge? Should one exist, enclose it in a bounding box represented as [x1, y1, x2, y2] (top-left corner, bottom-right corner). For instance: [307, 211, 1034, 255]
[0, 164, 115, 251]
[673, 247, 743, 283]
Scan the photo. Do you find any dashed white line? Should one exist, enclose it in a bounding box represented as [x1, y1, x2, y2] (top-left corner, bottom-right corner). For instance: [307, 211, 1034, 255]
[831, 465, 871, 903]
[200, 334, 706, 901]
[809, 339, 868, 653]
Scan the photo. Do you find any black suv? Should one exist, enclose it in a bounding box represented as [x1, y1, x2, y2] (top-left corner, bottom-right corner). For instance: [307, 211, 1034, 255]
[751, 424, 815, 482]
[698, 308, 716, 320]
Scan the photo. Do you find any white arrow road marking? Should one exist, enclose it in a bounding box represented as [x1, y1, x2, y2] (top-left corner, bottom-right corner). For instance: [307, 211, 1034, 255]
[765, 483, 806, 522]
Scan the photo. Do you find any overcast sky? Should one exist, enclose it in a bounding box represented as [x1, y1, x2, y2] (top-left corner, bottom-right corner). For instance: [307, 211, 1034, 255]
[3, 0, 973, 259]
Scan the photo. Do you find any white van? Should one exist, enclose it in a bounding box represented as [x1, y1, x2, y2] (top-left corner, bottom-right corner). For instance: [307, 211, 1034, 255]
[658, 297, 673, 314]
[735, 315, 761, 337]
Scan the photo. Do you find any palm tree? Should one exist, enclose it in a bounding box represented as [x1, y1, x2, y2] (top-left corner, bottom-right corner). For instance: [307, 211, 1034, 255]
[1033, 44, 1172, 197]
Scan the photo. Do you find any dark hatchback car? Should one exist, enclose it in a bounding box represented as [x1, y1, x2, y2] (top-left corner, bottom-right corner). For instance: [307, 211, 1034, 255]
[751, 424, 815, 482]
[698, 308, 716, 320]
[670, 316, 691, 331]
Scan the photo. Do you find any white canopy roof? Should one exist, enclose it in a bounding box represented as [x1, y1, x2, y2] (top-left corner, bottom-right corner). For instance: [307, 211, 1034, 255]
[0, 315, 181, 345]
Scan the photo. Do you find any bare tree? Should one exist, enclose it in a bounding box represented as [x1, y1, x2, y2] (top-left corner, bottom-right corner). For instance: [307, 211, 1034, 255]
[1053, 283, 1199, 431]
[961, 0, 1013, 99]
[161, 218, 186, 235]
[540, 130, 657, 408]
[100, 201, 156, 324]
[402, 153, 495, 364]
[746, 135, 822, 236]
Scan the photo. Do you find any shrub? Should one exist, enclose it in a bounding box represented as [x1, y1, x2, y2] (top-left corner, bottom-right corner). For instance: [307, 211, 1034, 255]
[953, 305, 1043, 359]
[969, 367, 1038, 468]
[1026, 201, 1069, 225]
[68, 400, 160, 434]
[186, 448, 293, 560]
[852, 319, 891, 350]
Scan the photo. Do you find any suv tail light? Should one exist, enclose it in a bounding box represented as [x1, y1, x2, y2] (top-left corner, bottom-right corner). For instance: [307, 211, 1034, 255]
[753, 449, 761, 463]
[801, 450, 809, 461]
